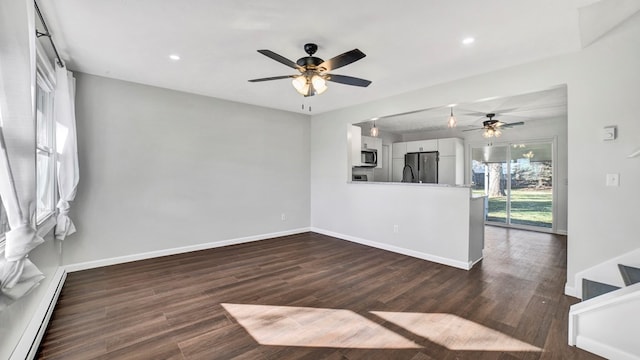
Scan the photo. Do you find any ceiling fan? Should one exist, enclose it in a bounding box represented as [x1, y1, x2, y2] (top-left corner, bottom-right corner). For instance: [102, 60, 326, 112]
[248, 43, 372, 97]
[463, 113, 524, 138]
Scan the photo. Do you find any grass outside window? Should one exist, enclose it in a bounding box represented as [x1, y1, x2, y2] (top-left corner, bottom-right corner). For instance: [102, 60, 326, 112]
[474, 189, 552, 228]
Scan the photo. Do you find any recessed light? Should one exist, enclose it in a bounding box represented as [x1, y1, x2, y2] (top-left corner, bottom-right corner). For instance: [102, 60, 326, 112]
[169, 54, 181, 61]
[462, 37, 475, 45]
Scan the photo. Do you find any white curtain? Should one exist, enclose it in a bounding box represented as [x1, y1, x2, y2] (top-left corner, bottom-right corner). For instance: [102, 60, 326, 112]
[0, 0, 46, 311]
[54, 66, 79, 240]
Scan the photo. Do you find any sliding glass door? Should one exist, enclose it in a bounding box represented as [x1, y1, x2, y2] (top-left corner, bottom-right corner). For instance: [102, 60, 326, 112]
[471, 146, 509, 224]
[471, 142, 553, 230]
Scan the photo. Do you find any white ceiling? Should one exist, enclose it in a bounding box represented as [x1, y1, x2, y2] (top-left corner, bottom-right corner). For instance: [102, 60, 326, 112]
[37, 0, 636, 115]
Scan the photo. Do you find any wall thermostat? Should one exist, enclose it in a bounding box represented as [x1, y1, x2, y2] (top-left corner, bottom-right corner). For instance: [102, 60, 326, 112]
[602, 126, 616, 141]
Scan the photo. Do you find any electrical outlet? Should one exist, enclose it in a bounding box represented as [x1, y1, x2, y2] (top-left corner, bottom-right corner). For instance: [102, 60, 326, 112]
[393, 225, 399, 233]
[281, 213, 287, 221]
[606, 173, 619, 187]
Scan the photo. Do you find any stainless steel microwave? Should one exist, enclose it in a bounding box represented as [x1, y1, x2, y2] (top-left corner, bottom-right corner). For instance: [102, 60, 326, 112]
[361, 149, 377, 167]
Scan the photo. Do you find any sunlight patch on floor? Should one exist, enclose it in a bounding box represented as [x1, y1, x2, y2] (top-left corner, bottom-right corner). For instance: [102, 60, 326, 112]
[371, 311, 541, 352]
[221, 303, 421, 349]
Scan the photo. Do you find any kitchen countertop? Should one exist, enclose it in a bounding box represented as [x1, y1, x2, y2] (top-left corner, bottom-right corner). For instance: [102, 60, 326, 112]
[347, 181, 489, 199]
[348, 181, 472, 188]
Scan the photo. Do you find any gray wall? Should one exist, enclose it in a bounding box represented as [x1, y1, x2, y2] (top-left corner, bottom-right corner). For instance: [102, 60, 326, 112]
[63, 74, 311, 264]
[310, 12, 640, 294]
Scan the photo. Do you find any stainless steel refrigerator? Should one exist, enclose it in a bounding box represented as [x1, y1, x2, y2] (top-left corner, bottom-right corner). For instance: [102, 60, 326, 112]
[402, 151, 438, 183]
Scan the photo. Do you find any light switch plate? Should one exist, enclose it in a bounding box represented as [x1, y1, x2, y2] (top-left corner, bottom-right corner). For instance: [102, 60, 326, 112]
[606, 173, 619, 187]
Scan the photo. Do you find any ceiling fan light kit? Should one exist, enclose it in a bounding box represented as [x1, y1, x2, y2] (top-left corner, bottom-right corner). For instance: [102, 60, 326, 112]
[249, 43, 372, 97]
[482, 127, 502, 138]
[463, 113, 524, 138]
[291, 74, 327, 96]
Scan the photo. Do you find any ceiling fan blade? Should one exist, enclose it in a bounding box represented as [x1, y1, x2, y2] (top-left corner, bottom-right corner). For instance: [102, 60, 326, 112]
[501, 121, 525, 128]
[248, 75, 295, 82]
[319, 49, 366, 71]
[462, 128, 482, 132]
[326, 74, 372, 87]
[257, 50, 303, 70]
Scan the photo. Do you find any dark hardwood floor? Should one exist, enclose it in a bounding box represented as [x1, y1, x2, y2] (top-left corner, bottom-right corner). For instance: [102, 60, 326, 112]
[37, 227, 603, 359]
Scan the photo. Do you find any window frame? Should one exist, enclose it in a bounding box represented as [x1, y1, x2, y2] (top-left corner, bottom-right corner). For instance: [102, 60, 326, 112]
[35, 43, 58, 226]
[35, 70, 56, 225]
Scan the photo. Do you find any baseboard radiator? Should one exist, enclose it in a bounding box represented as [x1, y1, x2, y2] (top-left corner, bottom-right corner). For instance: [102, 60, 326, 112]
[10, 267, 67, 360]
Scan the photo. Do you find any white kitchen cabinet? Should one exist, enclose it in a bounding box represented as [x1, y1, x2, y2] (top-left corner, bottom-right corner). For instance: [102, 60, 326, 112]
[392, 158, 405, 182]
[392, 142, 407, 159]
[361, 136, 381, 151]
[349, 125, 362, 167]
[437, 138, 463, 157]
[362, 135, 383, 168]
[406, 139, 437, 153]
[437, 138, 464, 185]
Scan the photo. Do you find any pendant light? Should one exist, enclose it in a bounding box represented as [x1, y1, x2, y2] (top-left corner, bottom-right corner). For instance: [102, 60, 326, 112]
[447, 106, 457, 128]
[370, 119, 379, 137]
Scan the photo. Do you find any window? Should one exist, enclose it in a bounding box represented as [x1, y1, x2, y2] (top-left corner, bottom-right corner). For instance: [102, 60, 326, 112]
[36, 61, 56, 224]
[0, 46, 57, 243]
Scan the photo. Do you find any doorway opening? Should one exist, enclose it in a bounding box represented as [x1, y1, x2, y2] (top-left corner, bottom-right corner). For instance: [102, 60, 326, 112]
[471, 142, 554, 230]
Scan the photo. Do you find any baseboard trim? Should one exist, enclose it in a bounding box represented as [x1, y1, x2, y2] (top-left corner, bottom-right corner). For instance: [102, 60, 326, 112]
[310, 227, 471, 270]
[64, 227, 311, 272]
[469, 256, 484, 269]
[565, 283, 580, 299]
[10, 267, 67, 360]
[575, 335, 640, 360]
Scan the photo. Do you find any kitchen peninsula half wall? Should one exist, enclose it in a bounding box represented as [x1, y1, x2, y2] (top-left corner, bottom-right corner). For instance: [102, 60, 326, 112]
[328, 181, 485, 270]
[346, 125, 483, 270]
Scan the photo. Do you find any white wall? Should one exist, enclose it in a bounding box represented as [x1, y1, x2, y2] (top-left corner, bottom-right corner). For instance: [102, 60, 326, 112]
[64, 74, 311, 265]
[310, 12, 640, 293]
